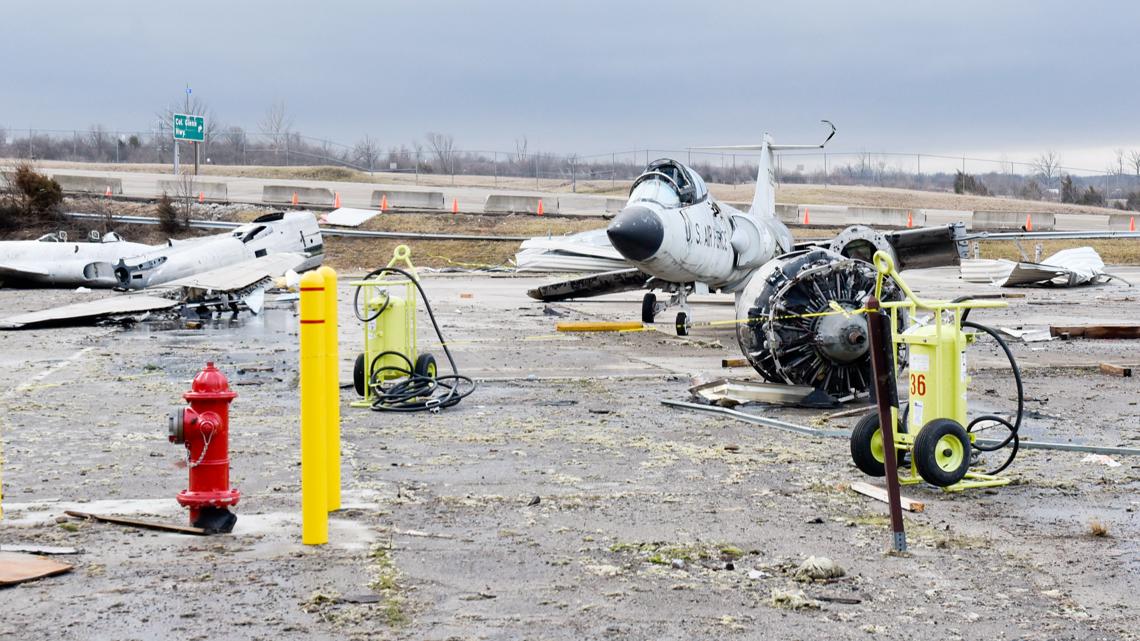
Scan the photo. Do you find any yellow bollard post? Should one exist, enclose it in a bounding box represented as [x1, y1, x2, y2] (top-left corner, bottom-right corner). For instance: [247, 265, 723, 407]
[318, 265, 341, 512]
[299, 270, 328, 545]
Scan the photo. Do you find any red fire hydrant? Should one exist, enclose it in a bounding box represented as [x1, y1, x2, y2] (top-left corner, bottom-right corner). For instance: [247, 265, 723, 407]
[167, 362, 240, 533]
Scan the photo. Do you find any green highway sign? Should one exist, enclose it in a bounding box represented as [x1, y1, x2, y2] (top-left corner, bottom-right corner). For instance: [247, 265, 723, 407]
[173, 113, 205, 142]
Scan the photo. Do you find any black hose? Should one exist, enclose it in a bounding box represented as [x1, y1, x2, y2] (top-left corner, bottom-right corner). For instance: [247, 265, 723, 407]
[962, 320, 1023, 475]
[356, 266, 475, 412]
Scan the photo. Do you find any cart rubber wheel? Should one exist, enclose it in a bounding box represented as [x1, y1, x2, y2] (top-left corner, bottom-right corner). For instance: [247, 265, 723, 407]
[675, 311, 690, 336]
[642, 293, 658, 324]
[414, 353, 437, 379]
[850, 411, 906, 477]
[913, 418, 971, 487]
[353, 353, 366, 396]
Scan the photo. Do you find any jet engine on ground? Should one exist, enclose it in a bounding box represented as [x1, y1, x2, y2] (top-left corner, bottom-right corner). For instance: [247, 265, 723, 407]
[735, 249, 906, 400]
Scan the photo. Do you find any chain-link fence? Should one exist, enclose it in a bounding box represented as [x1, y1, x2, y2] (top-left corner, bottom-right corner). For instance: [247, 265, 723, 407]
[3, 127, 1138, 202]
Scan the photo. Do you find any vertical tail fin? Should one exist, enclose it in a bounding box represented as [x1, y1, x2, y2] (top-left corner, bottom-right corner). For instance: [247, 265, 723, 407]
[750, 134, 776, 217]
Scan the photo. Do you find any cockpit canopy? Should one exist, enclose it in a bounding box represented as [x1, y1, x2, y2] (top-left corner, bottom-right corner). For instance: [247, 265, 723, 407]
[627, 159, 708, 208]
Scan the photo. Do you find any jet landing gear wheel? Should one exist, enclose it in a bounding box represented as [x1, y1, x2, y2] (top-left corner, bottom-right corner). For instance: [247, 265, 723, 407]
[642, 293, 657, 324]
[675, 311, 690, 336]
[850, 412, 907, 477]
[913, 419, 971, 487]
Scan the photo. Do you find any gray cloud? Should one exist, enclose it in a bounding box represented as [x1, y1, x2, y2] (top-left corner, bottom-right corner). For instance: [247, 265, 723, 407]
[2, 0, 1138, 161]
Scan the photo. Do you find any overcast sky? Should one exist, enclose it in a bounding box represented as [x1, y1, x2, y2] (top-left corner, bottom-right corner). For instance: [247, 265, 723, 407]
[3, 1, 1138, 168]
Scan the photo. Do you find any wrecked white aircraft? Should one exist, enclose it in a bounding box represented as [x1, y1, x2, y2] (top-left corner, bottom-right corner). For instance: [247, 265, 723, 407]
[529, 122, 967, 399]
[0, 211, 323, 289]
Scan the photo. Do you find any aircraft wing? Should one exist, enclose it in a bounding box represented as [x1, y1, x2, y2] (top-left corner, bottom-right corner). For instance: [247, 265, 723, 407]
[526, 268, 653, 302]
[0, 263, 51, 284]
[161, 252, 308, 294]
[0, 295, 180, 329]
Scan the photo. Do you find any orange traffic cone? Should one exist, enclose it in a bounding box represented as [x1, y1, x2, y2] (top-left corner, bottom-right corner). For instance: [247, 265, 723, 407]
[333, 192, 341, 208]
[380, 194, 389, 212]
[452, 198, 459, 214]
[537, 199, 544, 216]
[802, 207, 810, 225]
[198, 191, 205, 204]
[291, 191, 299, 206]
[1025, 214, 1033, 231]
[104, 186, 112, 197]
[1131, 216, 1136, 232]
[906, 210, 913, 228]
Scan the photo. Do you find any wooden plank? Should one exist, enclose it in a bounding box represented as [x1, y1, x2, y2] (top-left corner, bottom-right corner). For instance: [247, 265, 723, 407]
[0, 552, 72, 586]
[721, 358, 748, 368]
[555, 321, 643, 332]
[849, 481, 925, 513]
[1050, 325, 1140, 340]
[1099, 362, 1134, 377]
[65, 510, 209, 536]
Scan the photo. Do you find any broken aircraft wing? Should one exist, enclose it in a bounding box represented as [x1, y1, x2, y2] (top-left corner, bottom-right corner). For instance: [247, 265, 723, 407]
[0, 295, 180, 329]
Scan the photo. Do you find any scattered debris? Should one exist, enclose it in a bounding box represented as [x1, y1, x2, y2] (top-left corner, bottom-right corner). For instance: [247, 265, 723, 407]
[0, 544, 79, 555]
[794, 556, 845, 582]
[723, 444, 741, 452]
[542, 304, 568, 317]
[770, 587, 821, 610]
[813, 594, 863, 605]
[526, 496, 541, 507]
[849, 481, 926, 513]
[64, 510, 209, 536]
[960, 247, 1125, 288]
[1098, 363, 1134, 377]
[0, 552, 73, 586]
[688, 379, 838, 409]
[1081, 454, 1122, 468]
[996, 327, 1055, 343]
[721, 358, 748, 368]
[747, 569, 770, 580]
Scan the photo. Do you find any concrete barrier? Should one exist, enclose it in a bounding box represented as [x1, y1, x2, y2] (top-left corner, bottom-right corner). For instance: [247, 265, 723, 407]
[370, 189, 445, 210]
[846, 207, 925, 228]
[263, 185, 334, 206]
[157, 180, 229, 201]
[484, 194, 557, 215]
[1109, 213, 1137, 231]
[53, 174, 123, 195]
[605, 197, 626, 213]
[773, 203, 798, 222]
[971, 211, 1055, 231]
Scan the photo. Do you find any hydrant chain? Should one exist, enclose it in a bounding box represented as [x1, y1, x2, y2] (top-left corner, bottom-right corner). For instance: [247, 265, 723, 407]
[185, 424, 216, 468]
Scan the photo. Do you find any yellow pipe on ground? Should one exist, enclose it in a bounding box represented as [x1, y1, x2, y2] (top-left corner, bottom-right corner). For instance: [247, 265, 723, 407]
[299, 270, 328, 545]
[555, 321, 644, 332]
[318, 265, 341, 513]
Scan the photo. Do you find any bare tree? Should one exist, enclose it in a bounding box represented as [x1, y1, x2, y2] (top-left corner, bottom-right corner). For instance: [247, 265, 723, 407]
[352, 135, 381, 171]
[514, 135, 529, 164]
[1128, 150, 1140, 177]
[1032, 150, 1062, 187]
[259, 100, 294, 163]
[425, 132, 456, 173]
[1113, 148, 1126, 176]
[221, 126, 247, 163]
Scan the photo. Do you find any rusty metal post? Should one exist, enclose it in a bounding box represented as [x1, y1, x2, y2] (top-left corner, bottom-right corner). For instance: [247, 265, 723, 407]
[866, 296, 906, 552]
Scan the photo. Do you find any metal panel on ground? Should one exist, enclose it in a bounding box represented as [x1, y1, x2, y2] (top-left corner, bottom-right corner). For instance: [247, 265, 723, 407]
[324, 207, 379, 227]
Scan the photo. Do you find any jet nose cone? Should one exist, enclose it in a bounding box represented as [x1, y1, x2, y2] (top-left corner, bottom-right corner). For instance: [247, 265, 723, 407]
[607, 205, 664, 262]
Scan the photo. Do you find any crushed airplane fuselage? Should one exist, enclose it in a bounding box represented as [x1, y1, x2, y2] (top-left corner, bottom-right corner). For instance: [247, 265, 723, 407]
[0, 211, 323, 290]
